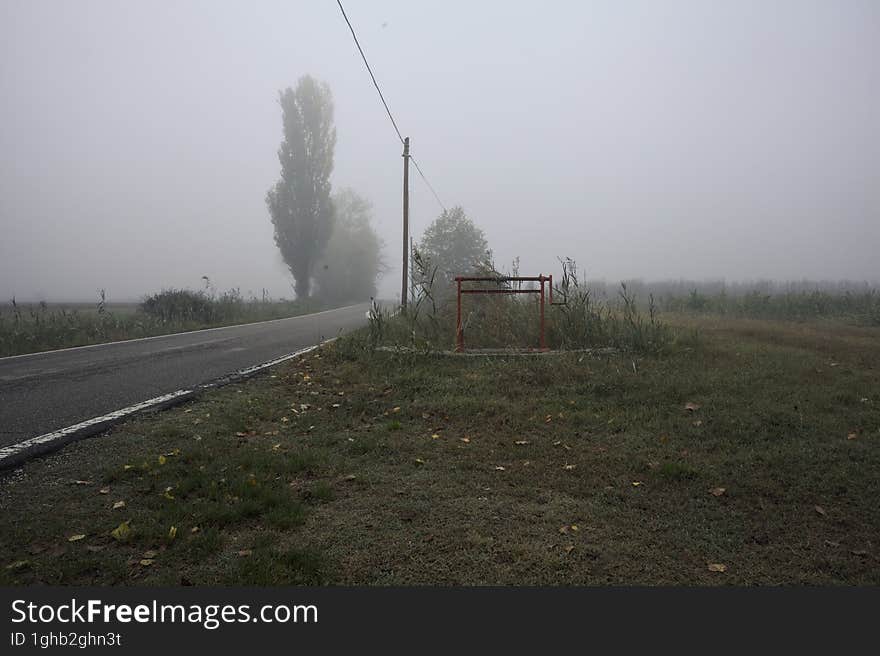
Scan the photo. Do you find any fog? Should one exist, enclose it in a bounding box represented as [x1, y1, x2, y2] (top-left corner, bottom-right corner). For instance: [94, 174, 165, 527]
[1, 0, 878, 302]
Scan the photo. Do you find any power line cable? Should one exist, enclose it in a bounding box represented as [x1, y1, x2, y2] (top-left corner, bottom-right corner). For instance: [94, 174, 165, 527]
[335, 0, 447, 213]
[410, 156, 447, 212]
[335, 0, 404, 145]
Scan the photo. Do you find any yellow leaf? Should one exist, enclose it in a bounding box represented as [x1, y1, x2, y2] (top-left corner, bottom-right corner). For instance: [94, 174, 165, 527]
[68, 534, 86, 542]
[632, 481, 643, 486]
[139, 559, 154, 567]
[707, 563, 727, 573]
[158, 455, 166, 465]
[110, 521, 132, 542]
[123, 464, 134, 471]
[414, 458, 425, 466]
[113, 500, 126, 509]
[431, 433, 440, 439]
[6, 560, 30, 571]
[168, 526, 178, 540]
[143, 550, 158, 559]
[391, 406, 401, 414]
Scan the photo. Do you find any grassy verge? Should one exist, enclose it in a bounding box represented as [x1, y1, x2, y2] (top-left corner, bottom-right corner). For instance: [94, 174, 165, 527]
[1, 315, 878, 584]
[0, 295, 331, 357]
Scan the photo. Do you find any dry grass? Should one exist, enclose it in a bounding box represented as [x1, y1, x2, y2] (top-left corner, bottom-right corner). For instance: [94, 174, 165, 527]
[1, 314, 878, 585]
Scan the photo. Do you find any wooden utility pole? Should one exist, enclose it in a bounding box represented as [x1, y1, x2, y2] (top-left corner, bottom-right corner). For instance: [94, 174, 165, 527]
[401, 136, 410, 309]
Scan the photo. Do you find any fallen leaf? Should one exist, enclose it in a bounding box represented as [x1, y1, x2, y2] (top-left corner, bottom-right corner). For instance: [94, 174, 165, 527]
[238, 549, 252, 557]
[564, 545, 575, 554]
[68, 534, 86, 542]
[460, 437, 470, 444]
[558, 526, 569, 534]
[123, 464, 135, 471]
[99, 487, 110, 495]
[168, 526, 178, 540]
[515, 440, 529, 445]
[851, 549, 869, 557]
[684, 402, 700, 412]
[563, 464, 576, 471]
[414, 458, 425, 466]
[707, 563, 727, 573]
[139, 559, 154, 567]
[847, 432, 858, 440]
[191, 527, 200, 534]
[632, 481, 643, 487]
[814, 505, 827, 516]
[6, 560, 30, 570]
[113, 500, 126, 509]
[431, 433, 440, 440]
[343, 474, 356, 482]
[709, 487, 726, 497]
[143, 550, 158, 559]
[110, 521, 132, 542]
[73, 480, 93, 486]
[545, 415, 553, 423]
[331, 403, 341, 408]
[391, 406, 401, 414]
[158, 455, 167, 465]
[494, 466, 506, 471]
[692, 420, 703, 427]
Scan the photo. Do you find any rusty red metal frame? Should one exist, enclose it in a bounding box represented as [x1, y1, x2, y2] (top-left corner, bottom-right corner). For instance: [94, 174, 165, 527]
[455, 275, 561, 352]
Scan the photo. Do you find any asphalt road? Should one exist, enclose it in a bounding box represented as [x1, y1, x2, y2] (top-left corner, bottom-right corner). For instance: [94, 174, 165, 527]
[0, 303, 371, 448]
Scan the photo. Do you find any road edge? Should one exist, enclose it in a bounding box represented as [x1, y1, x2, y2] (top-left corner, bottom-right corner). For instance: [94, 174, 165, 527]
[0, 339, 335, 472]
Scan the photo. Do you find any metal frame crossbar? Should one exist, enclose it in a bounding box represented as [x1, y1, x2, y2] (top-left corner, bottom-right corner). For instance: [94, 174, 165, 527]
[454, 275, 565, 352]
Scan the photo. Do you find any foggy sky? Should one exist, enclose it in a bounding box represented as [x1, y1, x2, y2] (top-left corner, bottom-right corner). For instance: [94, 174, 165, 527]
[1, 0, 878, 302]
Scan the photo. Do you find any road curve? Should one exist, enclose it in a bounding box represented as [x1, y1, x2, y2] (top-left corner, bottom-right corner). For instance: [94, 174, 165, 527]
[0, 303, 371, 448]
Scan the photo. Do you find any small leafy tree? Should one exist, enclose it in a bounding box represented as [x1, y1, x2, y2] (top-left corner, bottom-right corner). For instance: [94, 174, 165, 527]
[418, 206, 491, 283]
[314, 189, 385, 303]
[266, 76, 336, 298]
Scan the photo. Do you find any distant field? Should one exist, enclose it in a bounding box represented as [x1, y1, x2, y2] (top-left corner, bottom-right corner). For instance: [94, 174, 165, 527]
[1, 312, 877, 585]
[0, 293, 331, 358]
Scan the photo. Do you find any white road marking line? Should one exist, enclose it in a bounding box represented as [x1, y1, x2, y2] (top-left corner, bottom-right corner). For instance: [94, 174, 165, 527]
[0, 340, 334, 467]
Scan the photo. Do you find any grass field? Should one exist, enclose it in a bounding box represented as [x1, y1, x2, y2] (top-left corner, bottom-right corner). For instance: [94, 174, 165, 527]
[1, 313, 877, 585]
[0, 293, 327, 358]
